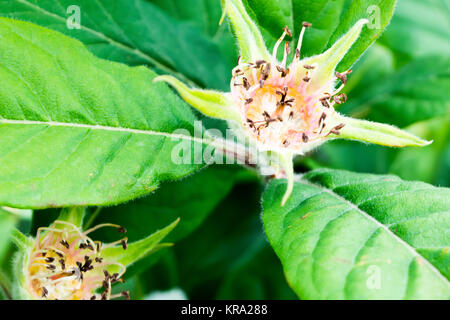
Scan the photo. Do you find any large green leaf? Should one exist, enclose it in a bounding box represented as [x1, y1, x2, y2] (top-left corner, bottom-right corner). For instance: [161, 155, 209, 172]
[340, 55, 450, 128]
[244, 0, 396, 70]
[0, 18, 206, 209]
[263, 169, 450, 299]
[0, 0, 236, 90]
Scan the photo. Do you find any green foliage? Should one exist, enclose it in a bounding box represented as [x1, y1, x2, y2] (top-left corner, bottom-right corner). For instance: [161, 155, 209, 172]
[244, 0, 397, 70]
[0, 0, 449, 300]
[341, 56, 450, 128]
[0, 209, 17, 262]
[0, 0, 235, 90]
[263, 169, 450, 299]
[139, 182, 296, 299]
[89, 166, 251, 244]
[379, 0, 450, 65]
[0, 17, 204, 209]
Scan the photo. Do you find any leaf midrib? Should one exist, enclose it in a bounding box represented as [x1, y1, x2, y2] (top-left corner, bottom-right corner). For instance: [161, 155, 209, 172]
[0, 118, 208, 145]
[296, 175, 450, 285]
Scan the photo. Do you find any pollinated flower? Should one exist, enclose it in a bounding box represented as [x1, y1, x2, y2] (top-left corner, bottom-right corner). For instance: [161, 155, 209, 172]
[154, 0, 430, 205]
[10, 208, 178, 300]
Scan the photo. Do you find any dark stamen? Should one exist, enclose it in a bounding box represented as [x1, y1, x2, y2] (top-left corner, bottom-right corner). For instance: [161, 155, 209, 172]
[333, 93, 347, 104]
[302, 133, 309, 143]
[283, 26, 292, 37]
[122, 291, 130, 300]
[60, 240, 69, 249]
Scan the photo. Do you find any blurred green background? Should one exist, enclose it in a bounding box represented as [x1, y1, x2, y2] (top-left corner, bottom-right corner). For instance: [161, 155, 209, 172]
[0, 0, 449, 300]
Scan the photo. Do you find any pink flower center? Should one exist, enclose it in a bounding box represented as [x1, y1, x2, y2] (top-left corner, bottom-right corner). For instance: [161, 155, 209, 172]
[230, 23, 349, 151]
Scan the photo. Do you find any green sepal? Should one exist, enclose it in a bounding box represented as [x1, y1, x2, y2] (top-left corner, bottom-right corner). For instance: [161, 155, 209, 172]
[222, 0, 271, 63]
[100, 218, 180, 269]
[10, 228, 34, 300]
[55, 207, 86, 228]
[0, 270, 12, 299]
[154, 75, 240, 122]
[334, 114, 432, 147]
[300, 19, 368, 92]
[268, 151, 294, 206]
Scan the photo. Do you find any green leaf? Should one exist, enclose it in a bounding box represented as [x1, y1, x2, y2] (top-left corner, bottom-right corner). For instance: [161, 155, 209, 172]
[0, 18, 206, 209]
[263, 169, 450, 299]
[379, 0, 450, 64]
[244, 0, 397, 70]
[1, 0, 236, 90]
[341, 55, 450, 128]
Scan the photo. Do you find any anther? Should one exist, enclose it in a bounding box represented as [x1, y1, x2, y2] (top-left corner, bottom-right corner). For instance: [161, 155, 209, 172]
[121, 239, 127, 250]
[255, 60, 267, 68]
[320, 99, 330, 108]
[285, 42, 291, 55]
[276, 66, 290, 77]
[302, 22, 312, 28]
[42, 287, 48, 298]
[303, 65, 315, 70]
[283, 26, 292, 37]
[117, 227, 127, 234]
[121, 291, 130, 300]
[60, 240, 69, 249]
[333, 93, 347, 104]
[302, 133, 309, 143]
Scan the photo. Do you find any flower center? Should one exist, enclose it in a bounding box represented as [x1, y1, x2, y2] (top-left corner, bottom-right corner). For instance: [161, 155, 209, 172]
[230, 23, 349, 152]
[28, 221, 129, 300]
